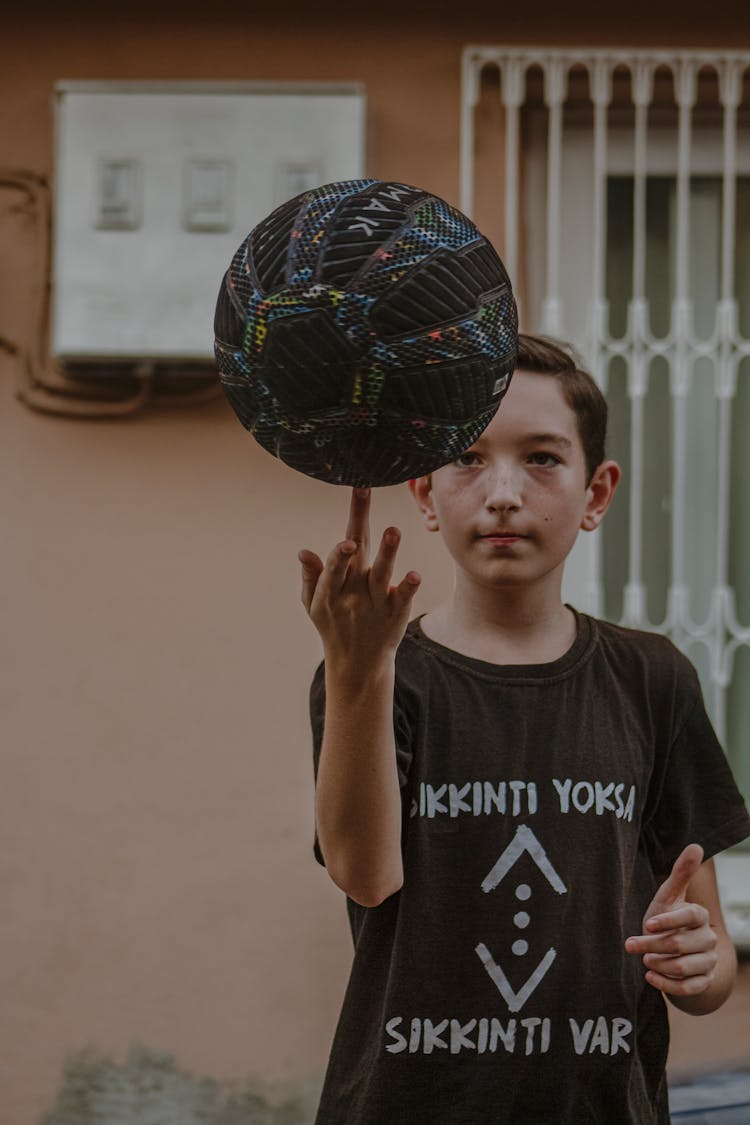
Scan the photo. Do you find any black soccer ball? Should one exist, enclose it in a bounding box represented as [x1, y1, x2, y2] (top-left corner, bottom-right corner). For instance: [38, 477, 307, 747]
[214, 179, 517, 487]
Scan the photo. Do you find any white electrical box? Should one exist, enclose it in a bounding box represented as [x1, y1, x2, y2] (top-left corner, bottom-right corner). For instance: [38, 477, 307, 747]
[52, 81, 366, 362]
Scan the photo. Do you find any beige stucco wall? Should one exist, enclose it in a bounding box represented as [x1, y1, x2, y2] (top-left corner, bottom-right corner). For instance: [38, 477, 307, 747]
[1, 354, 453, 1119]
[3, 4, 750, 1122]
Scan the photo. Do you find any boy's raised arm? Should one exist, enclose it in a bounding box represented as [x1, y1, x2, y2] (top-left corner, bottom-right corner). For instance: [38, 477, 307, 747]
[298, 488, 421, 908]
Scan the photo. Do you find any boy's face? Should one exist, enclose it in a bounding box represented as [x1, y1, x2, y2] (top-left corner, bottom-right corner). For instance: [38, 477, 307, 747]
[410, 369, 619, 596]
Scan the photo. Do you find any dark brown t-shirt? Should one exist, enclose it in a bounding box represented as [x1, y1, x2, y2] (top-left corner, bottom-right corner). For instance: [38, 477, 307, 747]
[310, 613, 750, 1125]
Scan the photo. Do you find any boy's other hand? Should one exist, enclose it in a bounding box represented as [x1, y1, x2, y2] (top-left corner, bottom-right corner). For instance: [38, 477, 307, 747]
[298, 488, 421, 669]
[624, 844, 719, 998]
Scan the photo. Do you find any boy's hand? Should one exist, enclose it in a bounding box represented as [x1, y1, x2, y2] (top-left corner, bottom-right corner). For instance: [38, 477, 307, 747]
[298, 488, 421, 667]
[625, 844, 718, 998]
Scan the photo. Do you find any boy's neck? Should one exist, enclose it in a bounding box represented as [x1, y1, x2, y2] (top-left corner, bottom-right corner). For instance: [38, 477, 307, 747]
[420, 584, 577, 666]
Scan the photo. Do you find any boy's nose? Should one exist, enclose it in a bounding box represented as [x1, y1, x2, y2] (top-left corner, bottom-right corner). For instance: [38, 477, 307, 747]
[484, 465, 523, 512]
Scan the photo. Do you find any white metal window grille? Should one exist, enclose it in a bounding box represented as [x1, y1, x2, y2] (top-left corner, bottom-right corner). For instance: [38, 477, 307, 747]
[460, 48, 750, 810]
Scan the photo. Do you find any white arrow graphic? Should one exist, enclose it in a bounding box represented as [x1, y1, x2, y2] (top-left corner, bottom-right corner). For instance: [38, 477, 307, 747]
[481, 824, 567, 895]
[475, 943, 557, 1013]
[476, 825, 567, 1012]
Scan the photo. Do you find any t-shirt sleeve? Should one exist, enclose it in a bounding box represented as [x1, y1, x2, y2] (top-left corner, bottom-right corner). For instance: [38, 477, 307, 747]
[308, 660, 415, 866]
[642, 666, 750, 877]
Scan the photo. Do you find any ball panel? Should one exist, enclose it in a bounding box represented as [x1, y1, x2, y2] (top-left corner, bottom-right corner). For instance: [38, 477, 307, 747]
[317, 183, 427, 287]
[368, 289, 517, 381]
[250, 192, 306, 295]
[262, 310, 357, 412]
[378, 355, 511, 420]
[285, 180, 388, 289]
[370, 241, 510, 338]
[213, 271, 248, 350]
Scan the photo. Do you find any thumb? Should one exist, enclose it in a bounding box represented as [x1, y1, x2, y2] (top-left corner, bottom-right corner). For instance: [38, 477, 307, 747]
[647, 843, 704, 916]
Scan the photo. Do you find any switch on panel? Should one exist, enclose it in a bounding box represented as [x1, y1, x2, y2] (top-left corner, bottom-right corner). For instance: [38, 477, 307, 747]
[95, 159, 141, 230]
[183, 159, 234, 232]
[275, 161, 323, 205]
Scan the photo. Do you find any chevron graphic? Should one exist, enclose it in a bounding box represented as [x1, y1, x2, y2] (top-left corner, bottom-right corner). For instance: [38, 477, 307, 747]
[475, 943, 557, 1013]
[481, 824, 567, 895]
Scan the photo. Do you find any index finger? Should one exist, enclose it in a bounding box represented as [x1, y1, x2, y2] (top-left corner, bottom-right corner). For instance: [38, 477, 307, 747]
[345, 487, 371, 551]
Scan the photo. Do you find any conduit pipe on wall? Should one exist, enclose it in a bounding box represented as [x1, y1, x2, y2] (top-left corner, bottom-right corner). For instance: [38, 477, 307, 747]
[0, 168, 220, 419]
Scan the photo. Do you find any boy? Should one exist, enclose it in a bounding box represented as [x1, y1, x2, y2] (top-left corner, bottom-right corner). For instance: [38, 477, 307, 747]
[298, 335, 750, 1124]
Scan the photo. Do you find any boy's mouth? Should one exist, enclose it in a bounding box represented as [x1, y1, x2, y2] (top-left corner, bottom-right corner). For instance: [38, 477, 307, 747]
[479, 532, 527, 544]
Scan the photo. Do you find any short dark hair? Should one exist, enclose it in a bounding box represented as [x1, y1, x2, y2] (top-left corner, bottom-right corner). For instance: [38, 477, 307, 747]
[515, 334, 607, 483]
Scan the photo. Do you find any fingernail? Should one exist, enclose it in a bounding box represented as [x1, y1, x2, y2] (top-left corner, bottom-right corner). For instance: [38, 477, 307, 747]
[341, 542, 356, 554]
[355, 488, 370, 499]
[385, 529, 398, 546]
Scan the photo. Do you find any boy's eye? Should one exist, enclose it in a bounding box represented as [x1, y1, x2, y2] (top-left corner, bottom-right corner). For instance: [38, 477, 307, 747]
[528, 451, 561, 467]
[454, 451, 481, 467]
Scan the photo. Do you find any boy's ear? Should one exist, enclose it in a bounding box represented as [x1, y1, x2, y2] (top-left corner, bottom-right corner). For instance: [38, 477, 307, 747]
[581, 460, 621, 532]
[409, 476, 440, 532]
